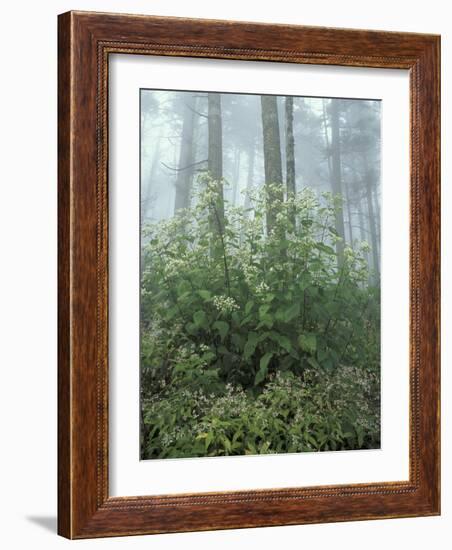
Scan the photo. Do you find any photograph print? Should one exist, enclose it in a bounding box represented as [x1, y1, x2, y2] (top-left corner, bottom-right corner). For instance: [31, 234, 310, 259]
[140, 88, 381, 460]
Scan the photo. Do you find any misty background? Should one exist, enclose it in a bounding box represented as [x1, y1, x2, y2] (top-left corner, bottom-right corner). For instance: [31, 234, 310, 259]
[140, 89, 381, 275]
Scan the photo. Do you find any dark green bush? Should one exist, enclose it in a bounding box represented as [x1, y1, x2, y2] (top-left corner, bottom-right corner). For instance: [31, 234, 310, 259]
[140, 179, 380, 459]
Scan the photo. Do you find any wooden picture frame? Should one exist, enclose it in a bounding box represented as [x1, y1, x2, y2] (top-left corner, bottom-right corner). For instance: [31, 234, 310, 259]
[58, 10, 440, 539]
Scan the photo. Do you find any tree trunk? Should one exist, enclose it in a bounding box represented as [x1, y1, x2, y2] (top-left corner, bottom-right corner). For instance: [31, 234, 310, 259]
[174, 94, 196, 213]
[244, 141, 256, 212]
[330, 99, 346, 265]
[232, 147, 241, 206]
[344, 178, 353, 246]
[285, 96, 296, 228]
[365, 170, 380, 280]
[141, 138, 160, 221]
[207, 92, 224, 235]
[372, 186, 381, 258]
[260, 95, 284, 233]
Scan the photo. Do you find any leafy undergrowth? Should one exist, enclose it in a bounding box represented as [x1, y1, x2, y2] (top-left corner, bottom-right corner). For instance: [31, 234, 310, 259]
[140, 180, 380, 459]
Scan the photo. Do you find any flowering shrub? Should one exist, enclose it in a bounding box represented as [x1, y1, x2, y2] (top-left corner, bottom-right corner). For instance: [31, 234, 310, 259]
[140, 178, 380, 458]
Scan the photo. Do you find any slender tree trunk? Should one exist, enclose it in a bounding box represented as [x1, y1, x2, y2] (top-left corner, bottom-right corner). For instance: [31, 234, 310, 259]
[244, 141, 256, 212]
[142, 138, 160, 221]
[261, 95, 284, 233]
[372, 186, 381, 258]
[330, 99, 346, 265]
[357, 197, 367, 241]
[174, 94, 196, 213]
[232, 147, 241, 206]
[322, 100, 332, 176]
[285, 96, 296, 228]
[344, 178, 353, 246]
[365, 170, 380, 280]
[241, 142, 256, 246]
[207, 92, 224, 235]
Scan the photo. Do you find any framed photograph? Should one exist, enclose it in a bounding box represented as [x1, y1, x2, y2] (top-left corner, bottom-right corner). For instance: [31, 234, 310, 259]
[58, 11, 440, 538]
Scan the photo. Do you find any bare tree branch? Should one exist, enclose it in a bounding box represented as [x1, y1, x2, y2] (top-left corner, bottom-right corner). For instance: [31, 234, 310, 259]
[161, 159, 208, 172]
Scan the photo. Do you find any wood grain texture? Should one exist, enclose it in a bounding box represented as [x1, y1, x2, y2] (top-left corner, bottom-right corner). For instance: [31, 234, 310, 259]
[57, 10, 440, 539]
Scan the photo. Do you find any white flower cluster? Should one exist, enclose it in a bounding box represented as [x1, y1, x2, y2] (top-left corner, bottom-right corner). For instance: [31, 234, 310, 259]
[360, 241, 371, 253]
[242, 262, 258, 285]
[255, 281, 270, 295]
[212, 295, 240, 313]
[165, 257, 187, 277]
[344, 245, 355, 261]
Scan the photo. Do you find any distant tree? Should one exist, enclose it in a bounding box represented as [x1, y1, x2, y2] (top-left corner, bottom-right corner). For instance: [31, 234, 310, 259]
[342, 100, 381, 279]
[285, 96, 296, 226]
[174, 94, 197, 213]
[260, 95, 284, 233]
[244, 136, 256, 212]
[329, 99, 346, 265]
[207, 92, 225, 235]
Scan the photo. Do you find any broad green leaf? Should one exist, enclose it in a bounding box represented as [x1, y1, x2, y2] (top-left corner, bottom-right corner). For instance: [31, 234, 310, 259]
[245, 301, 254, 315]
[193, 310, 207, 328]
[255, 352, 273, 385]
[307, 357, 321, 370]
[213, 320, 229, 342]
[176, 280, 191, 295]
[220, 435, 232, 452]
[205, 432, 214, 451]
[316, 242, 336, 255]
[317, 347, 330, 362]
[198, 290, 212, 301]
[356, 426, 364, 447]
[244, 332, 259, 360]
[299, 333, 317, 354]
[259, 304, 271, 319]
[284, 302, 300, 322]
[274, 334, 292, 353]
[185, 322, 198, 336]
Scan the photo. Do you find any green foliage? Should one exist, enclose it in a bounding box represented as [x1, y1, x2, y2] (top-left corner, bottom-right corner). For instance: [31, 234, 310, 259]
[142, 368, 380, 458]
[140, 178, 380, 459]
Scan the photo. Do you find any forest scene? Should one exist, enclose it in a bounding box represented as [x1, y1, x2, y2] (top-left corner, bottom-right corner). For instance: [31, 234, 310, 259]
[140, 89, 381, 460]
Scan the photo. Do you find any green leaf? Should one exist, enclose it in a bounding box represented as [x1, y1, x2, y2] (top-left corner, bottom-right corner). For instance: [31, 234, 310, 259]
[185, 322, 199, 336]
[259, 304, 271, 319]
[273, 333, 292, 353]
[198, 290, 212, 301]
[316, 242, 336, 255]
[283, 302, 300, 322]
[299, 333, 317, 354]
[176, 280, 191, 295]
[306, 433, 319, 448]
[307, 357, 321, 369]
[213, 320, 229, 342]
[201, 351, 216, 363]
[193, 310, 208, 328]
[230, 333, 243, 351]
[322, 358, 334, 371]
[356, 426, 364, 447]
[245, 301, 254, 315]
[257, 315, 273, 329]
[317, 347, 329, 362]
[220, 435, 232, 453]
[164, 306, 178, 321]
[244, 332, 259, 360]
[255, 352, 273, 385]
[196, 432, 214, 451]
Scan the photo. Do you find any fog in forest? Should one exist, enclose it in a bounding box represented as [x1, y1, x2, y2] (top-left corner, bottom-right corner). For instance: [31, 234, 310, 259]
[140, 89, 381, 275]
[140, 89, 382, 458]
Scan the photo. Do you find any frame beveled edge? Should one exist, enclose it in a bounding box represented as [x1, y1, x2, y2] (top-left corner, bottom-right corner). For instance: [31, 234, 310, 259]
[57, 10, 440, 539]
